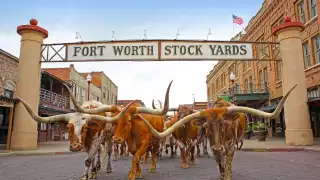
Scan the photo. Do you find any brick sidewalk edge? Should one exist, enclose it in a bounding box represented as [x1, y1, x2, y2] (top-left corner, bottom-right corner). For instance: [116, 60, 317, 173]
[0, 147, 319, 157]
[0, 151, 82, 157]
[240, 147, 320, 152]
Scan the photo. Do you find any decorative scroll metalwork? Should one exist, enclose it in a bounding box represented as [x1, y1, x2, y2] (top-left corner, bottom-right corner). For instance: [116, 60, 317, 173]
[40, 40, 281, 63]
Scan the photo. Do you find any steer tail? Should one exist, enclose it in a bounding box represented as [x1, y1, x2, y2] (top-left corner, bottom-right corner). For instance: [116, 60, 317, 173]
[100, 143, 109, 168]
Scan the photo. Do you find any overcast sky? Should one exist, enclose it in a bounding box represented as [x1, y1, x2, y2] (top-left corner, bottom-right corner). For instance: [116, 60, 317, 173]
[0, 0, 263, 109]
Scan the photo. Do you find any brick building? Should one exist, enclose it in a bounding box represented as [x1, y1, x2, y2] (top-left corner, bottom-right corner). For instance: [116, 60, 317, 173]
[206, 0, 320, 138]
[80, 72, 118, 105]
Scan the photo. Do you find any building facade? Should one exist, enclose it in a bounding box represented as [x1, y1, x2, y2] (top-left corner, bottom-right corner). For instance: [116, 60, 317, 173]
[0, 49, 19, 150]
[206, 0, 320, 138]
[44, 64, 102, 109]
[80, 71, 118, 105]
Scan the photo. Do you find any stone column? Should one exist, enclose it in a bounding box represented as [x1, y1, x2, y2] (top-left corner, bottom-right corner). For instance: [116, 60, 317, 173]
[10, 19, 48, 150]
[272, 17, 313, 146]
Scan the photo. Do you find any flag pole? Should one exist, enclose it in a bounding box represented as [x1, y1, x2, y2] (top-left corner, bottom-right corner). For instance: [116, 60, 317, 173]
[232, 15, 234, 35]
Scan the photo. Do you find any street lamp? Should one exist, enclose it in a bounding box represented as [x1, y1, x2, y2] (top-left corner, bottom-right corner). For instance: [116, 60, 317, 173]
[192, 93, 195, 110]
[75, 32, 83, 42]
[230, 72, 235, 103]
[87, 74, 92, 101]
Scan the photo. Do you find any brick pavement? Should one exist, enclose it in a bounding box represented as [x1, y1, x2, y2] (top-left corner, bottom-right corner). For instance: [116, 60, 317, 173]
[0, 151, 319, 180]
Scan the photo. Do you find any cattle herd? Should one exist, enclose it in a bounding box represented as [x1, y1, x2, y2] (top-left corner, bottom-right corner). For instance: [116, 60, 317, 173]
[15, 80, 297, 180]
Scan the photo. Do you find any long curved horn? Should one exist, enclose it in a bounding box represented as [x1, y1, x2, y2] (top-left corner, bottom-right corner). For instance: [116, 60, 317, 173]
[63, 83, 121, 113]
[226, 84, 297, 118]
[157, 100, 163, 109]
[137, 84, 297, 139]
[153, 99, 177, 111]
[63, 83, 82, 112]
[89, 100, 137, 123]
[16, 97, 68, 123]
[72, 80, 173, 116]
[152, 99, 157, 109]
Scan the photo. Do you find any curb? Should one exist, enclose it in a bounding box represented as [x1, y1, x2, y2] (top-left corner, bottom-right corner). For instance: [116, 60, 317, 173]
[0, 151, 82, 157]
[240, 147, 305, 152]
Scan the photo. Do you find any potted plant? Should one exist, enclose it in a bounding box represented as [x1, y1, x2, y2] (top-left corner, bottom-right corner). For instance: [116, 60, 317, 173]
[253, 121, 267, 141]
[245, 123, 253, 139]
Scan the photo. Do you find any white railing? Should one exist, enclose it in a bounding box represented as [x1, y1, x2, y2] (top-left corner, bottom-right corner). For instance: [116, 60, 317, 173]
[40, 88, 69, 109]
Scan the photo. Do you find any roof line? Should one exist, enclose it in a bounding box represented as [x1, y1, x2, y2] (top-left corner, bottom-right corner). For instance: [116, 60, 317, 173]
[0, 49, 19, 62]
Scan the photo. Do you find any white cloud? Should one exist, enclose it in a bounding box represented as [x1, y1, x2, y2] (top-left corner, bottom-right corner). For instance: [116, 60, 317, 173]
[0, 14, 239, 109]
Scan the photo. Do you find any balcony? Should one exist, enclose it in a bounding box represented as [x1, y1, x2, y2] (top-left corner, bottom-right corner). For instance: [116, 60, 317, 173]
[39, 88, 70, 112]
[218, 83, 269, 106]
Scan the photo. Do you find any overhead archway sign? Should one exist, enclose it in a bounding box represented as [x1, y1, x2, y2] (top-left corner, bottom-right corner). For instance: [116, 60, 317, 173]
[42, 40, 280, 62]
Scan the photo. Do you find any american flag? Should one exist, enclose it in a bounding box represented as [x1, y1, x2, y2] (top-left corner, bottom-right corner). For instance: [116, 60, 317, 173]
[232, 14, 243, 25]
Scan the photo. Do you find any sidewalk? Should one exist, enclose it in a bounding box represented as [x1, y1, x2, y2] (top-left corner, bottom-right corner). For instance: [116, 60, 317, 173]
[0, 140, 80, 156]
[0, 138, 319, 156]
[241, 137, 320, 152]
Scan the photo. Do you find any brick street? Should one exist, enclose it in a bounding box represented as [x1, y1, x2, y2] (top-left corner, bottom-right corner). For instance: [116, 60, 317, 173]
[0, 151, 319, 180]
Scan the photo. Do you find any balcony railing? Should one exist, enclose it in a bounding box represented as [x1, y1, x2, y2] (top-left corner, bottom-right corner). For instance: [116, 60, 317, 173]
[40, 88, 69, 110]
[218, 83, 269, 96]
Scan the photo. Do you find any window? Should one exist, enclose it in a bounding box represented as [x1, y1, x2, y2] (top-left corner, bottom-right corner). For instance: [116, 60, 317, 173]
[249, 76, 252, 83]
[276, 61, 282, 81]
[312, 34, 320, 64]
[303, 42, 311, 68]
[96, 97, 100, 101]
[3, 89, 13, 98]
[245, 79, 248, 91]
[298, 1, 306, 23]
[263, 67, 268, 84]
[257, 36, 265, 59]
[235, 63, 238, 78]
[259, 70, 263, 88]
[310, 0, 317, 18]
[243, 62, 246, 72]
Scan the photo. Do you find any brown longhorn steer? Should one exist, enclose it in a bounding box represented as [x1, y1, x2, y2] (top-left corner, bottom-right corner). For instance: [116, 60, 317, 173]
[137, 85, 296, 180]
[15, 97, 134, 180]
[67, 81, 173, 180]
[211, 97, 247, 150]
[159, 105, 202, 169]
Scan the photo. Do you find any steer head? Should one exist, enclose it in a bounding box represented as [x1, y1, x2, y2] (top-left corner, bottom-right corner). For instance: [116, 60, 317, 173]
[15, 96, 135, 152]
[67, 101, 112, 152]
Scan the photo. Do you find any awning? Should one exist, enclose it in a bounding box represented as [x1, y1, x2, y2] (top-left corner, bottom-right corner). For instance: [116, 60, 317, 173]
[217, 95, 231, 102]
[259, 104, 277, 112]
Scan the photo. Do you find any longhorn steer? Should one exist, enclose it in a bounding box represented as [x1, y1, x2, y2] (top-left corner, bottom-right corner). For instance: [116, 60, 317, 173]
[67, 81, 173, 180]
[137, 85, 296, 180]
[211, 97, 247, 150]
[15, 97, 134, 180]
[158, 105, 202, 169]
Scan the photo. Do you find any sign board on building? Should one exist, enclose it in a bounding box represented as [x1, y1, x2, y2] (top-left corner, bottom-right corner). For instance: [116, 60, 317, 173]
[66, 40, 253, 61]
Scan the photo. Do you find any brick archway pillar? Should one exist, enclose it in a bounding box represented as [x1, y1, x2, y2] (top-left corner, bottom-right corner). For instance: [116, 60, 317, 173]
[10, 19, 48, 150]
[272, 17, 313, 146]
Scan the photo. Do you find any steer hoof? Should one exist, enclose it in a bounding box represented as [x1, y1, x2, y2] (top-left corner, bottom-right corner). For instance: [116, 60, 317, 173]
[113, 156, 119, 161]
[89, 172, 97, 179]
[81, 175, 89, 180]
[106, 166, 112, 173]
[149, 168, 156, 173]
[189, 160, 195, 165]
[181, 163, 189, 169]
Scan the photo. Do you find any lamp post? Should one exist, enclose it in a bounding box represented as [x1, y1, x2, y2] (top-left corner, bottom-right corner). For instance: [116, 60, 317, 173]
[230, 72, 235, 103]
[87, 74, 92, 101]
[192, 93, 195, 110]
[75, 32, 83, 42]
